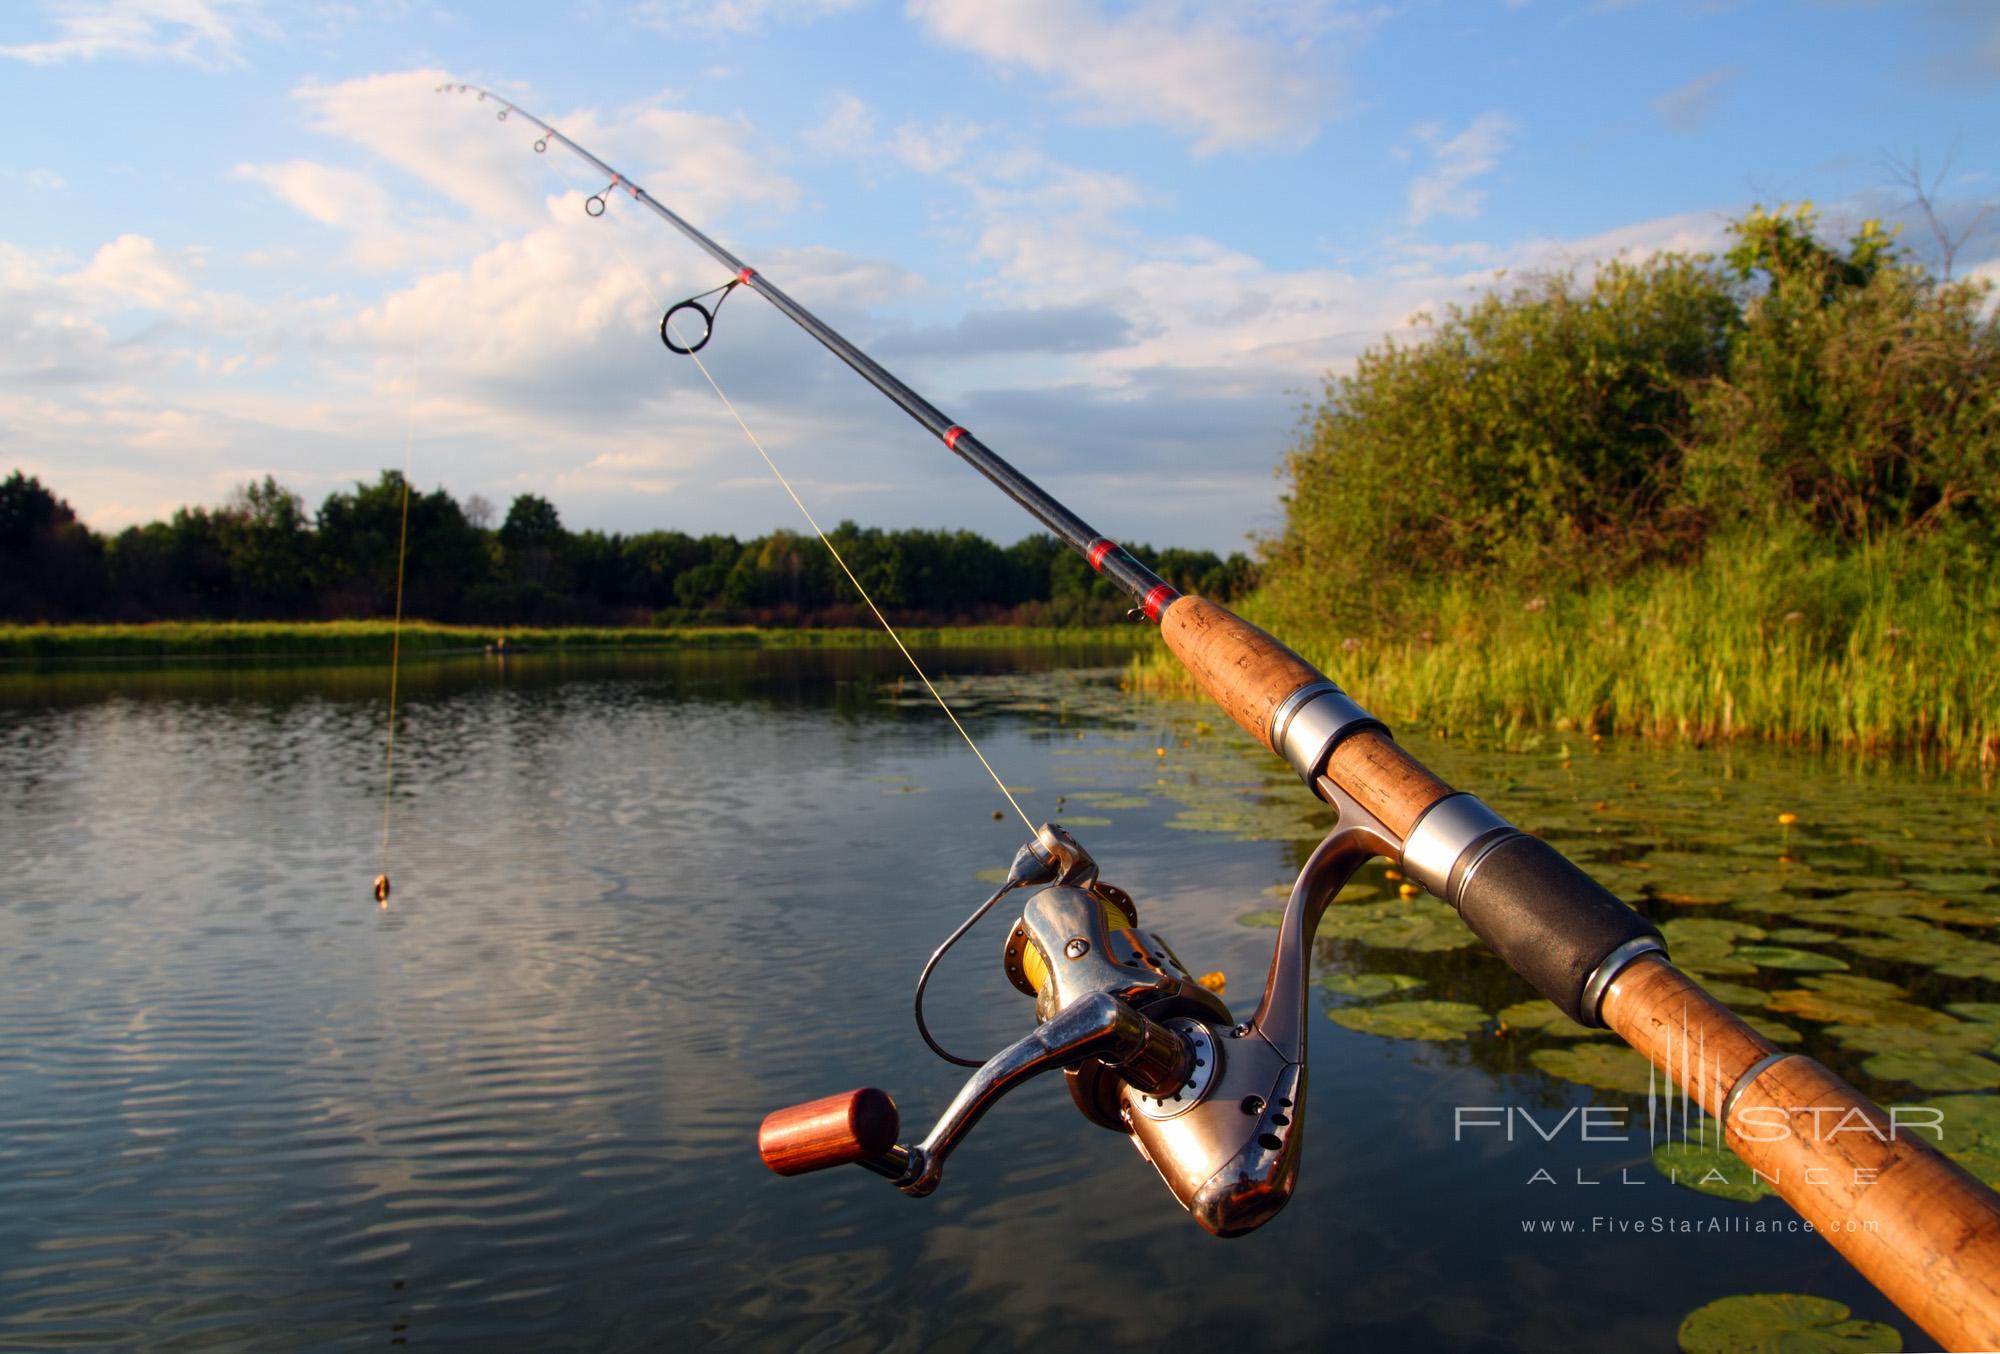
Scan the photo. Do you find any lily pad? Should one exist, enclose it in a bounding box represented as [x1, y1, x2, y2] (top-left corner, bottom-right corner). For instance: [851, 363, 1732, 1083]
[1839, 929, 1967, 968]
[1684, 952, 1763, 977]
[1664, 918, 1769, 945]
[1316, 898, 1479, 952]
[1946, 1002, 2000, 1025]
[1531, 1043, 1658, 1095]
[1064, 792, 1151, 809]
[1827, 1022, 1996, 1055]
[1328, 1000, 1489, 1042]
[1676, 1293, 1901, 1353]
[1900, 872, 1998, 899]
[1663, 919, 1769, 976]
[1321, 972, 1426, 999]
[1764, 928, 1838, 944]
[1740, 1016, 1804, 1046]
[1496, 1000, 1599, 1039]
[1856, 1049, 2000, 1092]
[1733, 945, 1849, 973]
[1653, 1139, 1773, 1203]
[1932, 940, 2000, 983]
[1236, 909, 1285, 929]
[1766, 976, 1949, 1029]
[1698, 980, 1774, 1009]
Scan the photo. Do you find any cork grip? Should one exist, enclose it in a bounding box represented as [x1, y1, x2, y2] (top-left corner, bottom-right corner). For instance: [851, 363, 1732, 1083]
[1158, 595, 1321, 751]
[1603, 955, 2000, 1351]
[757, 1088, 900, 1176]
[1158, 596, 1453, 838]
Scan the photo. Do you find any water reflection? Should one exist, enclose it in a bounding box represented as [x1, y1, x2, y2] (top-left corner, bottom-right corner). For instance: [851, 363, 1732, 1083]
[2, 649, 1988, 1349]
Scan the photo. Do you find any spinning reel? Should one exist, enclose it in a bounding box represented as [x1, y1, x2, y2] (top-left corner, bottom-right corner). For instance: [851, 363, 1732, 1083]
[757, 790, 1398, 1237]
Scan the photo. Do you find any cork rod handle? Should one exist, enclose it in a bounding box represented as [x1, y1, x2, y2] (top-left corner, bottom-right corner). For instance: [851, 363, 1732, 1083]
[1157, 595, 1452, 837]
[1602, 956, 2000, 1351]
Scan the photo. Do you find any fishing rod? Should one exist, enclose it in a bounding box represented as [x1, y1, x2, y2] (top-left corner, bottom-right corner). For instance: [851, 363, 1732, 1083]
[442, 84, 2000, 1349]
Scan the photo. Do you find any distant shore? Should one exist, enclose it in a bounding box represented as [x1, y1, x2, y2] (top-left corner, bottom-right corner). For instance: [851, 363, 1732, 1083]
[0, 620, 1155, 663]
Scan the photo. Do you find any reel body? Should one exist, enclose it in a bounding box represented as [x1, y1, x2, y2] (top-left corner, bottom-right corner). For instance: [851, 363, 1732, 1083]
[758, 800, 1396, 1236]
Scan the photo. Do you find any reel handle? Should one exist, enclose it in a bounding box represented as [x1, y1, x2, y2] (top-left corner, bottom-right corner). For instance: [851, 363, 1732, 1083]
[757, 1088, 902, 1176]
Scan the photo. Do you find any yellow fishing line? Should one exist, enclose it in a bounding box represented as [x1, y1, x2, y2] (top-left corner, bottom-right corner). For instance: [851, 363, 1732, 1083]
[375, 416, 415, 904]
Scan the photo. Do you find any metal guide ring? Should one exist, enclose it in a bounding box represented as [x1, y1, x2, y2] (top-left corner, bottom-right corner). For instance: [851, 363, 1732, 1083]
[584, 194, 606, 217]
[534, 137, 548, 153]
[660, 299, 716, 354]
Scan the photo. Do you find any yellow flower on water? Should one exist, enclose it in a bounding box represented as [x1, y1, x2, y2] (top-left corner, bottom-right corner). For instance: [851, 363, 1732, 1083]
[1398, 882, 1420, 899]
[1777, 812, 1798, 826]
[1196, 971, 1226, 994]
[1155, 747, 1166, 757]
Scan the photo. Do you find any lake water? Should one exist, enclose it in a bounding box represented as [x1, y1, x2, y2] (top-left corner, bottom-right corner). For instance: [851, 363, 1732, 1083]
[4, 647, 1996, 1351]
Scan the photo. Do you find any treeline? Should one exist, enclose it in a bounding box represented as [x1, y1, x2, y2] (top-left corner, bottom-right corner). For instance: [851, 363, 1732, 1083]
[0, 470, 1255, 627]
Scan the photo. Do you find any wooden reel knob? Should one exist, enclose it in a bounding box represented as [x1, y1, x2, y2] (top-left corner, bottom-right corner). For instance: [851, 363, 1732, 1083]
[757, 1088, 900, 1176]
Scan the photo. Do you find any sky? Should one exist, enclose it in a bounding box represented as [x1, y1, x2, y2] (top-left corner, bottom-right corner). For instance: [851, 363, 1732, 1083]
[2, 1, 1996, 554]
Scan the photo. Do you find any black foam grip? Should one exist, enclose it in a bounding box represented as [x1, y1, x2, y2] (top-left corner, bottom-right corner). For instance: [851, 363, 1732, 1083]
[1453, 834, 1662, 1025]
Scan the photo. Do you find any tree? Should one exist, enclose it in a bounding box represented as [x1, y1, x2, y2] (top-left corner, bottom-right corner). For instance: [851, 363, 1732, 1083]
[316, 471, 491, 619]
[498, 493, 571, 589]
[0, 471, 105, 619]
[218, 476, 313, 617]
[0, 471, 70, 553]
[1685, 204, 1999, 541]
[1265, 254, 1740, 628]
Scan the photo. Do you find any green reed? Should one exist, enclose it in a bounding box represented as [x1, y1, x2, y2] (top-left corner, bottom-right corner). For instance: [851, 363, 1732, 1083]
[1132, 532, 2000, 762]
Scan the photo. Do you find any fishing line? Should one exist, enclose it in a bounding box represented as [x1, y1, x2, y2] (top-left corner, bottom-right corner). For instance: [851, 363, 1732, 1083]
[508, 124, 1040, 824]
[526, 134, 1034, 833]
[373, 415, 415, 905]
[673, 314, 1034, 835]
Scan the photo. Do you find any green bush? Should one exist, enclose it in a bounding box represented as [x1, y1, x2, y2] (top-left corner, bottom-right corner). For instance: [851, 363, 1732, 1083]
[1267, 255, 1736, 630]
[1228, 204, 2000, 756]
[1685, 205, 1999, 541]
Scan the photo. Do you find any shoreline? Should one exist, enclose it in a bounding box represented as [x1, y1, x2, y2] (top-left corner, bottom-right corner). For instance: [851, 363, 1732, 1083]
[0, 620, 1155, 664]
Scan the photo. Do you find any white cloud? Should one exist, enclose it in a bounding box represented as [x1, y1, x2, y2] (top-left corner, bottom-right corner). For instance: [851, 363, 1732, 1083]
[1407, 111, 1516, 225]
[236, 73, 801, 275]
[294, 73, 554, 224]
[0, 71, 825, 524]
[893, 120, 981, 173]
[233, 158, 472, 273]
[627, 0, 858, 34]
[908, 0, 1335, 155]
[67, 234, 195, 309]
[803, 92, 876, 158]
[26, 168, 65, 191]
[1653, 65, 1742, 133]
[234, 160, 395, 231]
[0, 0, 252, 66]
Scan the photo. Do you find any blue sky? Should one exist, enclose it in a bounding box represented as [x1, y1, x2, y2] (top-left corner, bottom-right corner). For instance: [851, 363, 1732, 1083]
[3, 1, 1996, 553]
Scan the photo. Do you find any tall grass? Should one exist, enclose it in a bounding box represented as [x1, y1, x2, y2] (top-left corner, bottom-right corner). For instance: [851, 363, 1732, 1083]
[1134, 531, 2000, 762]
[0, 620, 1151, 662]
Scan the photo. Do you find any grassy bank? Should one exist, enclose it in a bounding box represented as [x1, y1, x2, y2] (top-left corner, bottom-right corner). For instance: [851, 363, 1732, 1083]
[1134, 532, 2000, 762]
[0, 619, 1151, 662]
